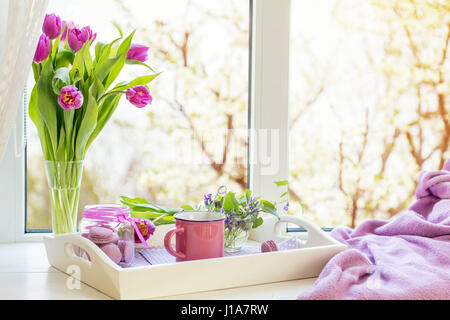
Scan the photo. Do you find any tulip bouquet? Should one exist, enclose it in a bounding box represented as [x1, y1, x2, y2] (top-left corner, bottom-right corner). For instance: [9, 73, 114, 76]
[30, 13, 160, 233]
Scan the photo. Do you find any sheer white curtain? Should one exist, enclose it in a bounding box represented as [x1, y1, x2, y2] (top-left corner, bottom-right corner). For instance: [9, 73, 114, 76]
[0, 0, 48, 161]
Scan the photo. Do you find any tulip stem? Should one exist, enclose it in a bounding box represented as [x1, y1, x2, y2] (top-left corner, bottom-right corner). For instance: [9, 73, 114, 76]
[98, 90, 127, 103]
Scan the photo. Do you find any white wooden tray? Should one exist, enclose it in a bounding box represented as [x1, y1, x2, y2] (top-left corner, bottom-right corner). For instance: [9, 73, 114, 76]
[43, 215, 346, 300]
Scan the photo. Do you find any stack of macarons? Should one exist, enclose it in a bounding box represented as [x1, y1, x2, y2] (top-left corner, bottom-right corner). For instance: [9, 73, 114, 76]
[87, 226, 134, 265]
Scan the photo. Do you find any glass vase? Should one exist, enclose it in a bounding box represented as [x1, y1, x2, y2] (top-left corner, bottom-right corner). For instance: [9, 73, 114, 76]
[44, 161, 84, 234]
[224, 217, 252, 253]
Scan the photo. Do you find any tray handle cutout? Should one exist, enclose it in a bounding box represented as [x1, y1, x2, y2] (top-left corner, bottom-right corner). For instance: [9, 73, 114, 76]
[45, 233, 122, 272]
[274, 215, 337, 247]
[64, 243, 92, 267]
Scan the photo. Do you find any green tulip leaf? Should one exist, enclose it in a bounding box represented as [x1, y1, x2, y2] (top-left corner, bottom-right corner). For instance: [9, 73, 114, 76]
[94, 54, 123, 84]
[75, 76, 102, 159]
[55, 126, 66, 161]
[104, 30, 135, 89]
[52, 67, 70, 95]
[36, 57, 58, 159]
[85, 93, 121, 149]
[32, 63, 40, 82]
[28, 86, 50, 159]
[130, 210, 175, 226]
[83, 40, 94, 76]
[95, 42, 109, 64]
[113, 73, 161, 91]
[55, 49, 75, 69]
[125, 59, 157, 73]
[120, 196, 179, 215]
[70, 45, 85, 83]
[112, 22, 123, 38]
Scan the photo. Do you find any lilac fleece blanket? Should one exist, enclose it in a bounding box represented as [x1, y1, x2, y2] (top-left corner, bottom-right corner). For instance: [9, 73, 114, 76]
[298, 161, 450, 300]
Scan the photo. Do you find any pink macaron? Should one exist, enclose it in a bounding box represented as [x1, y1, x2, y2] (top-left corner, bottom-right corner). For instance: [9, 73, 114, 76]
[118, 240, 134, 264]
[88, 227, 119, 244]
[261, 240, 278, 253]
[100, 243, 122, 264]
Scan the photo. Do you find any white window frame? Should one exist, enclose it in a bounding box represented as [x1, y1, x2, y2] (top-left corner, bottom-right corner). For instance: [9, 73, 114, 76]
[0, 101, 41, 242]
[0, 0, 291, 243]
[248, 0, 290, 242]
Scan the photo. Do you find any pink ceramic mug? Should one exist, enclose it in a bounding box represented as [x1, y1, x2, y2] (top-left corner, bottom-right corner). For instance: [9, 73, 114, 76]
[164, 211, 225, 262]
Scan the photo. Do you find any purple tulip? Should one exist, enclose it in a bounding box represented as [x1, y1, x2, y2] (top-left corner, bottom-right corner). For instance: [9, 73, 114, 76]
[126, 44, 149, 62]
[61, 20, 75, 41]
[57, 85, 84, 111]
[42, 13, 62, 40]
[67, 26, 96, 51]
[126, 86, 152, 108]
[33, 34, 51, 63]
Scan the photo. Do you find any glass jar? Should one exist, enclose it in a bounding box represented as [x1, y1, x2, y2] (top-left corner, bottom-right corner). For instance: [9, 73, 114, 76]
[224, 216, 253, 253]
[79, 204, 135, 267]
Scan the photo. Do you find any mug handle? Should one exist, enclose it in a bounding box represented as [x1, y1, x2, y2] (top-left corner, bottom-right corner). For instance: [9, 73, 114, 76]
[164, 227, 186, 259]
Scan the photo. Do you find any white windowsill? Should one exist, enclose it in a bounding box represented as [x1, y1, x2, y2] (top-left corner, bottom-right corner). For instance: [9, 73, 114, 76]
[0, 242, 316, 300]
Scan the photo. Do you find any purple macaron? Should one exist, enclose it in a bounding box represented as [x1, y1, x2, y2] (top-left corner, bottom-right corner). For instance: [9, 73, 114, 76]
[261, 240, 278, 253]
[100, 243, 122, 264]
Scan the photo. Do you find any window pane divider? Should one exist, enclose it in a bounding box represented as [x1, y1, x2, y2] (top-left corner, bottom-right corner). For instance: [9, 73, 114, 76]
[248, 0, 291, 242]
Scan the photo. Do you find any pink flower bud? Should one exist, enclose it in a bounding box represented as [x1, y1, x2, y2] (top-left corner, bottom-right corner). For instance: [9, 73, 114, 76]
[126, 44, 149, 62]
[33, 34, 50, 63]
[57, 85, 84, 111]
[42, 13, 62, 40]
[126, 86, 152, 108]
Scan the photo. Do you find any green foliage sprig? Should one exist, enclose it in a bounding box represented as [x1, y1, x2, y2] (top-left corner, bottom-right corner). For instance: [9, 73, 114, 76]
[120, 181, 289, 229]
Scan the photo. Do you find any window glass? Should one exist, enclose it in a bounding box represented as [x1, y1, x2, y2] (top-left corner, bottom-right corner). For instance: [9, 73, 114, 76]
[26, 0, 249, 230]
[289, 0, 450, 227]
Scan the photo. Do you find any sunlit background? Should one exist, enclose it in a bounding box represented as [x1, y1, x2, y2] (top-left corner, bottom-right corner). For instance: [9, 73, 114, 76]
[26, 0, 450, 230]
